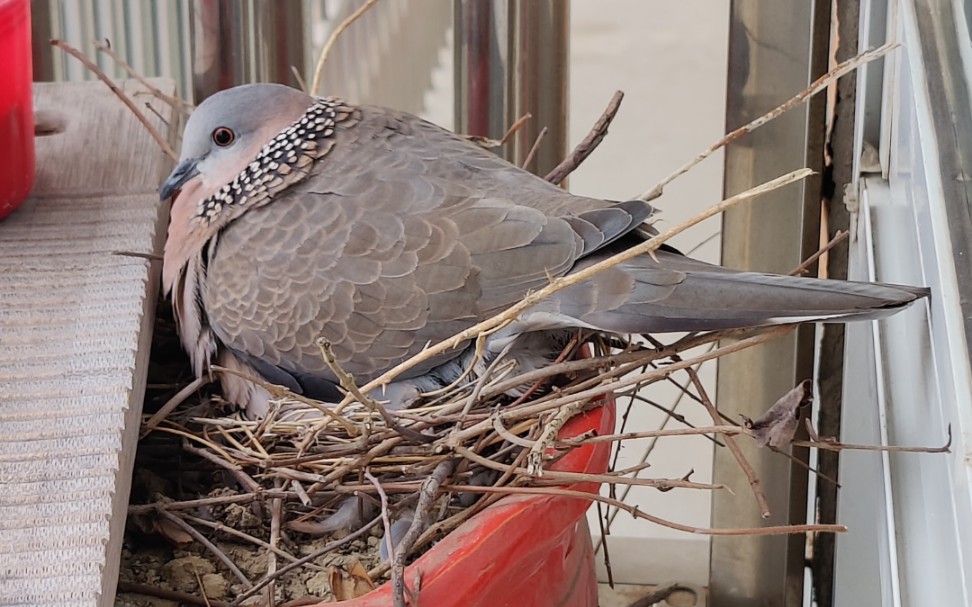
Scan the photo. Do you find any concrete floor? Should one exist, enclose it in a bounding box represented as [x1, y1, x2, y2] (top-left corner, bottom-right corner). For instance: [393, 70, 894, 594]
[598, 583, 706, 607]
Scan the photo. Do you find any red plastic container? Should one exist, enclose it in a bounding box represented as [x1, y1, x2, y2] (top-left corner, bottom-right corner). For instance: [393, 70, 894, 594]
[333, 401, 615, 607]
[0, 0, 34, 219]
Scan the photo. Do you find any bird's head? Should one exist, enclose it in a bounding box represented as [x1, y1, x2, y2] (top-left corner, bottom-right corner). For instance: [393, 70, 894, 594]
[160, 83, 316, 203]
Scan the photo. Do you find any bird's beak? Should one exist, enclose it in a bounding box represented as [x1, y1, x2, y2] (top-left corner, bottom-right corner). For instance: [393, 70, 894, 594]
[160, 158, 200, 201]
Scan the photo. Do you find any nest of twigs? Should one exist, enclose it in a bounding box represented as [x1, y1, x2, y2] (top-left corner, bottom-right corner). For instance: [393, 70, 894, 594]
[123, 321, 782, 606]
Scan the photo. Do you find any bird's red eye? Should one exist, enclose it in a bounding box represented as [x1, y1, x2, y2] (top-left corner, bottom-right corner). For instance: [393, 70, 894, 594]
[212, 127, 235, 147]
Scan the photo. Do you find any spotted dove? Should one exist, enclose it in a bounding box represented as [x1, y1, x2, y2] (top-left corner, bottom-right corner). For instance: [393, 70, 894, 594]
[160, 84, 928, 418]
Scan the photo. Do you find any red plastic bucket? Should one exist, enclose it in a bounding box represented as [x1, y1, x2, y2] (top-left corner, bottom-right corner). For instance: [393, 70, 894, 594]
[332, 400, 615, 607]
[0, 0, 34, 219]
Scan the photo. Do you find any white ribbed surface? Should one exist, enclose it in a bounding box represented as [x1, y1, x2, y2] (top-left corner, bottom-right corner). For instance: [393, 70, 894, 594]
[0, 80, 175, 606]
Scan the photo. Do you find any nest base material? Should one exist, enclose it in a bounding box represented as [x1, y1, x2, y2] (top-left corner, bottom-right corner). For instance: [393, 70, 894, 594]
[121, 307, 756, 605]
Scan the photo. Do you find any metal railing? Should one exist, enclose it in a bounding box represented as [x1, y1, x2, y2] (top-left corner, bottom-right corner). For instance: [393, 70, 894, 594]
[31, 0, 451, 112]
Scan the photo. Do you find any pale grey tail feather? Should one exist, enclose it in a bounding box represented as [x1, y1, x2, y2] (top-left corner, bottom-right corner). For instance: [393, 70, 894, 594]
[513, 248, 929, 337]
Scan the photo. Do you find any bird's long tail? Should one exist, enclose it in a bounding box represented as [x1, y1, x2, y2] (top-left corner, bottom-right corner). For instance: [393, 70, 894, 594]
[509, 247, 928, 337]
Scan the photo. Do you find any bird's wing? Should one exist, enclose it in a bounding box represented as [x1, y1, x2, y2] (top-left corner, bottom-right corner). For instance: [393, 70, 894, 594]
[202, 105, 655, 386]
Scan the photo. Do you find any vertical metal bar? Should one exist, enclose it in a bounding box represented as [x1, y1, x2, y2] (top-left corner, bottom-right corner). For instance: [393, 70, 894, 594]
[453, 0, 569, 177]
[191, 0, 307, 103]
[711, 1, 831, 605]
[30, 0, 56, 81]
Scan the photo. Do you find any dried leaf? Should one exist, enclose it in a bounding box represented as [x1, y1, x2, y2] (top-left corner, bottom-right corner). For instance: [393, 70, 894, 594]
[743, 380, 812, 448]
[329, 560, 376, 601]
[154, 515, 194, 547]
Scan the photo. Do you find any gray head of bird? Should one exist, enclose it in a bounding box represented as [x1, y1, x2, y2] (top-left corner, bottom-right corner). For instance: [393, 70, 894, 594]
[160, 83, 316, 203]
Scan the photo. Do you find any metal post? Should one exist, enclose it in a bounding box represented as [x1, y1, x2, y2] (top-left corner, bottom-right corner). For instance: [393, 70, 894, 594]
[453, 0, 569, 177]
[191, 0, 308, 102]
[712, 1, 831, 605]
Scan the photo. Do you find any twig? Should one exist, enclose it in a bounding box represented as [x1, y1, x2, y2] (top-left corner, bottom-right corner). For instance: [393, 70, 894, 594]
[156, 509, 253, 589]
[596, 501, 614, 587]
[448, 327, 792, 444]
[141, 376, 209, 436]
[211, 364, 359, 436]
[501, 113, 533, 145]
[451, 485, 846, 536]
[795, 420, 952, 453]
[179, 513, 307, 567]
[686, 367, 771, 518]
[129, 491, 293, 514]
[51, 39, 179, 161]
[545, 90, 624, 185]
[392, 460, 454, 607]
[93, 39, 193, 113]
[789, 230, 849, 276]
[365, 469, 396, 563]
[527, 399, 587, 476]
[454, 445, 720, 491]
[191, 563, 213, 607]
[310, 0, 381, 96]
[317, 340, 431, 443]
[560, 424, 745, 446]
[639, 43, 895, 201]
[290, 65, 307, 92]
[267, 489, 283, 607]
[117, 581, 231, 607]
[229, 517, 381, 607]
[182, 441, 264, 518]
[521, 126, 548, 172]
[344, 169, 813, 406]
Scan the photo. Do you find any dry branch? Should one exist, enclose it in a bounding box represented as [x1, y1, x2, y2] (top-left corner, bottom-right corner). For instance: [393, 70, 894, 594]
[545, 90, 624, 185]
[50, 39, 179, 161]
[310, 0, 382, 96]
[639, 43, 896, 201]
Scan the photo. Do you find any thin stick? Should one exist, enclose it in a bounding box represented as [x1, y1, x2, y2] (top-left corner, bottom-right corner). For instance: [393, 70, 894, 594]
[93, 39, 193, 112]
[229, 517, 381, 607]
[344, 169, 812, 406]
[560, 424, 746, 445]
[448, 327, 791, 444]
[686, 367, 771, 518]
[365, 469, 396, 563]
[182, 441, 264, 516]
[310, 0, 381, 96]
[129, 490, 293, 514]
[51, 39, 179, 161]
[290, 65, 307, 92]
[392, 460, 454, 607]
[454, 445, 721, 491]
[157, 509, 253, 589]
[117, 581, 231, 607]
[795, 420, 951, 453]
[179, 513, 306, 566]
[317, 340, 431, 443]
[545, 90, 624, 185]
[267, 490, 283, 607]
[521, 126, 548, 172]
[141, 376, 209, 435]
[789, 230, 849, 276]
[639, 43, 895, 201]
[191, 564, 213, 607]
[501, 113, 533, 145]
[595, 501, 614, 587]
[211, 364, 359, 436]
[450, 485, 846, 536]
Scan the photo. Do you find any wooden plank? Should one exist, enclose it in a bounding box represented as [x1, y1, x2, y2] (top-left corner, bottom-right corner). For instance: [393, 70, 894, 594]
[0, 79, 176, 607]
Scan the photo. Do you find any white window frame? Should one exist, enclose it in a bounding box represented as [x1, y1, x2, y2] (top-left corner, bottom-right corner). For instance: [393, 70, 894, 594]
[833, 1, 972, 605]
